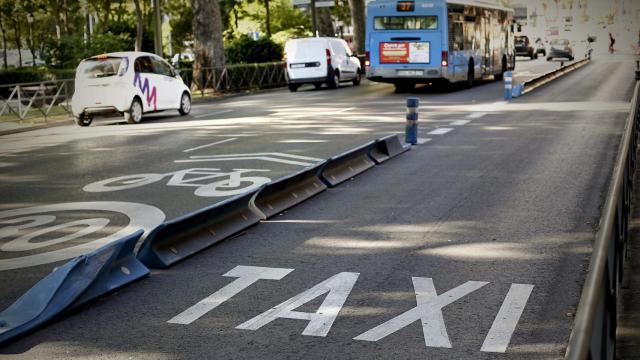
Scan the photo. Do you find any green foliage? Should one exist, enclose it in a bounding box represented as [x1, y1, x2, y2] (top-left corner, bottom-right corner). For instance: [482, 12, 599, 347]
[165, 0, 194, 53]
[225, 35, 283, 64]
[271, 28, 313, 46]
[44, 32, 134, 69]
[242, 0, 311, 36]
[0, 68, 75, 86]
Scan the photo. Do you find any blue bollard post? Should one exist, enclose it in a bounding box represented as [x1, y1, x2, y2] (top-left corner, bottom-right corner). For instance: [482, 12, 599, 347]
[504, 71, 513, 101]
[405, 97, 419, 145]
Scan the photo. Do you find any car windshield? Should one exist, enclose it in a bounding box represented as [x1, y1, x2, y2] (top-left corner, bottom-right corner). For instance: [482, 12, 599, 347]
[374, 16, 438, 30]
[515, 37, 527, 44]
[550, 39, 569, 46]
[78, 57, 124, 79]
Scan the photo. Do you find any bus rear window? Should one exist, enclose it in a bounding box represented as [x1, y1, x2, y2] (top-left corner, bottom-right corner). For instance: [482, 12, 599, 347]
[374, 16, 438, 30]
[78, 57, 124, 79]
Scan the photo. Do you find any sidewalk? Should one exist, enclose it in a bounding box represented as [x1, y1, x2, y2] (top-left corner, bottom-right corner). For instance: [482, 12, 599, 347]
[617, 160, 640, 359]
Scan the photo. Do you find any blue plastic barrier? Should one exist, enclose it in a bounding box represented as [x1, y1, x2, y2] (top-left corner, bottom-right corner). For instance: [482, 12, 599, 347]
[0, 231, 146, 345]
[251, 163, 327, 220]
[137, 191, 260, 268]
[369, 134, 411, 164]
[319, 141, 377, 187]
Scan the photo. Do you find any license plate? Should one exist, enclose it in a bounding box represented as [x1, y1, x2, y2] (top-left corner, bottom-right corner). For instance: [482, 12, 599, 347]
[290, 64, 305, 69]
[397, 70, 423, 76]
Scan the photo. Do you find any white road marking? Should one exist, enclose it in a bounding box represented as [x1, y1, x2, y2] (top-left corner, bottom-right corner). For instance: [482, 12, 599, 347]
[277, 139, 329, 143]
[194, 109, 234, 118]
[449, 120, 471, 126]
[0, 202, 165, 271]
[168, 266, 293, 325]
[416, 138, 432, 144]
[236, 272, 360, 337]
[332, 107, 355, 114]
[183, 138, 237, 153]
[176, 152, 324, 167]
[303, 92, 323, 97]
[481, 284, 534, 353]
[466, 112, 487, 119]
[427, 128, 454, 135]
[354, 278, 488, 348]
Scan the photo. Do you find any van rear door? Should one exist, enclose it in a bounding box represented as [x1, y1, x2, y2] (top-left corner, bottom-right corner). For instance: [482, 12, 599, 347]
[285, 39, 329, 80]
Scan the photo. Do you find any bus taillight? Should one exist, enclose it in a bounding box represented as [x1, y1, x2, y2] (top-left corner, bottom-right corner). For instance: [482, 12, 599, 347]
[365, 51, 370, 67]
[441, 51, 448, 67]
[326, 49, 332, 66]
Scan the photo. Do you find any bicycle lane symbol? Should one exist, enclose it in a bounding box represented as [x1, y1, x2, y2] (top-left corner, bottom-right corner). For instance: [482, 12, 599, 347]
[83, 168, 272, 197]
[0, 202, 165, 271]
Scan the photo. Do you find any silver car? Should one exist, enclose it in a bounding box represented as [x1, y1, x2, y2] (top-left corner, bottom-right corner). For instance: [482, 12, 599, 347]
[547, 39, 574, 61]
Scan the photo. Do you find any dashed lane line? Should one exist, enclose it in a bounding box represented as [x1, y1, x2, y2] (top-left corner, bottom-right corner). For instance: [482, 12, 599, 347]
[427, 128, 454, 135]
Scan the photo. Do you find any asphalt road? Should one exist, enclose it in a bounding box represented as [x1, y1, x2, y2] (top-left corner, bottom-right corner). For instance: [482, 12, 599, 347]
[0, 54, 636, 359]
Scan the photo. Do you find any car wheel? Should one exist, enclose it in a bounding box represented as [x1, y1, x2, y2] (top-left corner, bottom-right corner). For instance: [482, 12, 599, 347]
[546, 57, 552, 61]
[467, 62, 475, 88]
[495, 58, 507, 81]
[288, 83, 299, 92]
[314, 83, 322, 90]
[328, 71, 340, 89]
[74, 114, 92, 127]
[178, 92, 191, 115]
[569, 56, 574, 61]
[125, 98, 143, 124]
[352, 71, 361, 86]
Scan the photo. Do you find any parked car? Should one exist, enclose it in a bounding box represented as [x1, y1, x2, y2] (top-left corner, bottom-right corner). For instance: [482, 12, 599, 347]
[546, 39, 574, 61]
[171, 52, 194, 67]
[71, 51, 191, 126]
[515, 36, 536, 59]
[284, 37, 361, 92]
[23, 59, 46, 67]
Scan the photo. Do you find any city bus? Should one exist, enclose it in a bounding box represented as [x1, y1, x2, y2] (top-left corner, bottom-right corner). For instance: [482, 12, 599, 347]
[365, 0, 516, 92]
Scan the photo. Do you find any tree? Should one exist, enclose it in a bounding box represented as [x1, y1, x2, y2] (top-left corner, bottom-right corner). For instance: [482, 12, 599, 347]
[191, 0, 225, 90]
[347, 0, 365, 54]
[133, 0, 143, 51]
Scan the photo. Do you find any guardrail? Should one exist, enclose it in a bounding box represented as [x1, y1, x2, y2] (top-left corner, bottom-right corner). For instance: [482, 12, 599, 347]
[565, 80, 640, 359]
[0, 79, 75, 123]
[178, 62, 287, 96]
[520, 58, 590, 96]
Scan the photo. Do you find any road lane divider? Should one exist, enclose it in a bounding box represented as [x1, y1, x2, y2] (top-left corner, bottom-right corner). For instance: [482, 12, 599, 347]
[368, 134, 410, 164]
[251, 163, 328, 220]
[137, 191, 260, 269]
[514, 58, 590, 98]
[319, 141, 377, 187]
[0, 230, 147, 345]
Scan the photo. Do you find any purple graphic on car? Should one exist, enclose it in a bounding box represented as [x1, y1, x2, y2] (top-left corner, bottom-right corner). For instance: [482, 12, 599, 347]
[133, 72, 157, 111]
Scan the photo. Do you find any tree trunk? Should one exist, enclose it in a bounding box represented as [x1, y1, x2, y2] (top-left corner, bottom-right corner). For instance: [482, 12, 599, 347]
[192, 0, 225, 92]
[317, 7, 334, 37]
[12, 20, 22, 67]
[0, 15, 7, 69]
[347, 0, 365, 54]
[102, 0, 111, 30]
[264, 0, 271, 38]
[133, 0, 143, 51]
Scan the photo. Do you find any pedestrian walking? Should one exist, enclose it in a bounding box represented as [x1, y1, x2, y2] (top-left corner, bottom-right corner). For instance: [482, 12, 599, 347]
[609, 33, 615, 54]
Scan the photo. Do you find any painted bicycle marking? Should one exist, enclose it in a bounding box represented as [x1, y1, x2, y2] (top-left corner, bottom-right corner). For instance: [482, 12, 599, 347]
[0, 202, 165, 271]
[83, 168, 271, 197]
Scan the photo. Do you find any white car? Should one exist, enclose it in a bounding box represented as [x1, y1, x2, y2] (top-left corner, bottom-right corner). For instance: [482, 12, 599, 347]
[284, 37, 361, 91]
[71, 51, 191, 126]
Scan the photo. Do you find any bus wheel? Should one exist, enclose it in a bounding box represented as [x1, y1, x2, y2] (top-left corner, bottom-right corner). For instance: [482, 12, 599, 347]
[467, 62, 475, 88]
[394, 82, 415, 93]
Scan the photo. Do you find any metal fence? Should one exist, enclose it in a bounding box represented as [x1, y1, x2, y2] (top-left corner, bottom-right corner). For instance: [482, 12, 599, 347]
[565, 80, 640, 359]
[0, 79, 75, 123]
[178, 62, 287, 95]
[0, 62, 287, 124]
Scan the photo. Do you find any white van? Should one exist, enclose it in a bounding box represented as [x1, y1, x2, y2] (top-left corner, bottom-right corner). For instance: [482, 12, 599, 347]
[284, 37, 362, 92]
[71, 51, 191, 126]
